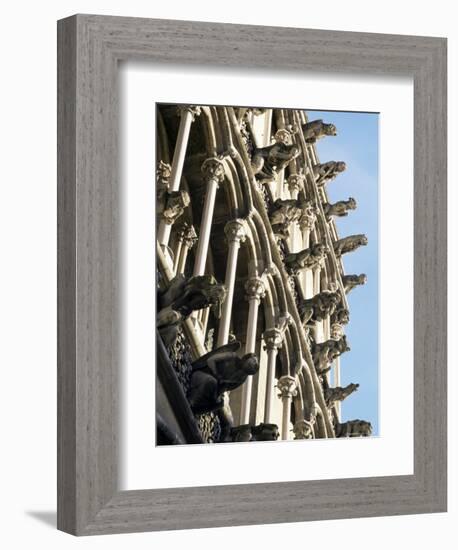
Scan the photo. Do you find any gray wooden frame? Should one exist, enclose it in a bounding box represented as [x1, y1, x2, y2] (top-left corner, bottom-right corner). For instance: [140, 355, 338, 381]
[57, 14, 447, 536]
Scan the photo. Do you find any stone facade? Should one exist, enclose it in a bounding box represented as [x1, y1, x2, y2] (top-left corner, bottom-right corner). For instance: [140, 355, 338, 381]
[155, 104, 372, 444]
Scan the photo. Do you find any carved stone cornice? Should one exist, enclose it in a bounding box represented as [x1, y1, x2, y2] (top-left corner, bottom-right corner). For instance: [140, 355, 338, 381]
[224, 219, 247, 244]
[201, 157, 226, 186]
[244, 277, 266, 302]
[277, 375, 297, 399]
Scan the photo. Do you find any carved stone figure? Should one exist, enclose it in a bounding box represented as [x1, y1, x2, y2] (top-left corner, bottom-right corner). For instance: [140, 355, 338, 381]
[302, 119, 337, 144]
[335, 419, 372, 438]
[284, 243, 328, 275]
[157, 275, 227, 346]
[293, 403, 319, 439]
[323, 197, 357, 219]
[251, 423, 280, 441]
[159, 189, 190, 225]
[156, 160, 171, 201]
[187, 341, 259, 415]
[269, 196, 312, 238]
[313, 161, 346, 186]
[312, 336, 350, 374]
[324, 383, 360, 406]
[297, 290, 341, 325]
[159, 274, 227, 319]
[251, 141, 300, 182]
[333, 234, 368, 257]
[331, 305, 350, 325]
[230, 424, 252, 443]
[342, 273, 367, 293]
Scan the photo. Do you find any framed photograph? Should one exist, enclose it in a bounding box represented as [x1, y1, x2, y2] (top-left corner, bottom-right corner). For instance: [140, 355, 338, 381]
[57, 14, 447, 535]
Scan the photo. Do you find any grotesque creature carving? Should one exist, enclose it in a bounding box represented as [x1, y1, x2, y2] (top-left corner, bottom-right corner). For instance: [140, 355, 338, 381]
[313, 161, 347, 186]
[230, 424, 253, 442]
[297, 290, 341, 325]
[312, 336, 350, 374]
[342, 273, 367, 294]
[334, 419, 372, 438]
[251, 423, 280, 441]
[269, 196, 315, 238]
[324, 383, 360, 406]
[293, 403, 319, 439]
[159, 190, 190, 225]
[156, 160, 171, 201]
[284, 243, 328, 275]
[187, 341, 259, 415]
[333, 234, 368, 257]
[157, 275, 227, 346]
[331, 305, 350, 326]
[251, 140, 300, 182]
[323, 197, 357, 219]
[302, 119, 337, 144]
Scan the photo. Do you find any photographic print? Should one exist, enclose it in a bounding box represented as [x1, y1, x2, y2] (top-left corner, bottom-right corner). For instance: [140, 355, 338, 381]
[156, 104, 378, 445]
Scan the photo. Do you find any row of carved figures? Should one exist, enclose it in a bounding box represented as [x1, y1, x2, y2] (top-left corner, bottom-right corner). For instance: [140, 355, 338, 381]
[156, 109, 372, 439]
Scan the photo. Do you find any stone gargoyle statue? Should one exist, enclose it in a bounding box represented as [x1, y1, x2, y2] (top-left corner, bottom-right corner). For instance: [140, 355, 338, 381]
[301, 119, 337, 144]
[157, 275, 227, 346]
[284, 243, 328, 275]
[187, 341, 259, 415]
[312, 160, 346, 186]
[324, 383, 359, 406]
[331, 304, 350, 325]
[297, 290, 341, 325]
[251, 423, 280, 441]
[323, 197, 357, 219]
[312, 335, 350, 374]
[334, 419, 372, 438]
[342, 273, 367, 294]
[269, 195, 313, 238]
[251, 141, 300, 182]
[333, 234, 368, 257]
[230, 424, 253, 442]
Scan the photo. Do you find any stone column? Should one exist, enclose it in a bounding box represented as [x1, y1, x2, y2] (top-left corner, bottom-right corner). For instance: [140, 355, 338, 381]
[240, 277, 266, 424]
[263, 328, 284, 424]
[174, 223, 197, 275]
[216, 219, 247, 346]
[299, 206, 317, 299]
[193, 157, 226, 277]
[287, 173, 304, 200]
[330, 322, 344, 419]
[157, 106, 200, 248]
[277, 375, 297, 440]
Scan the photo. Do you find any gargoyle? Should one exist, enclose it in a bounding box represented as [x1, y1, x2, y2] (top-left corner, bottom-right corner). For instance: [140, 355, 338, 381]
[312, 161, 346, 186]
[284, 243, 328, 275]
[342, 274, 367, 293]
[251, 141, 300, 182]
[324, 383, 359, 406]
[323, 197, 357, 219]
[251, 423, 280, 441]
[335, 419, 372, 437]
[269, 196, 311, 238]
[297, 290, 341, 325]
[331, 305, 350, 325]
[302, 119, 337, 144]
[333, 234, 368, 257]
[230, 424, 252, 442]
[187, 341, 259, 415]
[157, 275, 227, 346]
[312, 336, 350, 374]
[159, 274, 227, 319]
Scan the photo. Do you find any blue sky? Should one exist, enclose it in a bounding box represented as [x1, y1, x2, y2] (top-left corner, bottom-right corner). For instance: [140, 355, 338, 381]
[307, 110, 379, 435]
